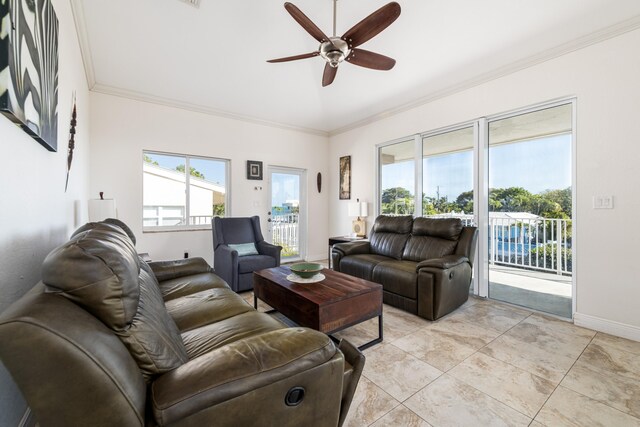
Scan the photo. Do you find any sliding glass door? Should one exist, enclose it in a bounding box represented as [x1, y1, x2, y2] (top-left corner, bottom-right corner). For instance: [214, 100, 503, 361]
[377, 100, 575, 318]
[487, 103, 573, 317]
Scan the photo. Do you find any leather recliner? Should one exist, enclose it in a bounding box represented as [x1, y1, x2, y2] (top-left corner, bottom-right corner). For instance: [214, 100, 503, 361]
[332, 215, 478, 321]
[0, 220, 363, 427]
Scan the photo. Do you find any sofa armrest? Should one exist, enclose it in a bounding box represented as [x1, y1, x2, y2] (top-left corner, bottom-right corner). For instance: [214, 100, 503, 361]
[151, 328, 337, 425]
[149, 257, 212, 282]
[416, 254, 468, 271]
[332, 241, 371, 256]
[256, 241, 282, 265]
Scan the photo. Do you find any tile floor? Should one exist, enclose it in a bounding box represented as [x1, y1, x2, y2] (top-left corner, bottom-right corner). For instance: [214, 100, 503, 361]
[244, 290, 640, 427]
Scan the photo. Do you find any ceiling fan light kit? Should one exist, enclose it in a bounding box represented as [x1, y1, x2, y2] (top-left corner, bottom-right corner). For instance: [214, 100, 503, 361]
[267, 0, 401, 87]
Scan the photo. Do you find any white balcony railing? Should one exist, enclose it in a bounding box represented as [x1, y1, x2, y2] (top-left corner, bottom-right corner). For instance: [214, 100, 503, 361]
[426, 213, 572, 276]
[271, 213, 299, 256]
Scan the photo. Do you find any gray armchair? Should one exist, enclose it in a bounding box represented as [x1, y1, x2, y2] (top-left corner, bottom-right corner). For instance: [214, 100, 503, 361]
[212, 216, 282, 292]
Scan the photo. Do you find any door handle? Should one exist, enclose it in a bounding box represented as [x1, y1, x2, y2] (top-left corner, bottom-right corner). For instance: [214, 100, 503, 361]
[267, 218, 271, 222]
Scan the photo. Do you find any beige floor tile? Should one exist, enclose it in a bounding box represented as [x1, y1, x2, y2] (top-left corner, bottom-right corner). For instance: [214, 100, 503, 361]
[381, 305, 431, 341]
[363, 344, 442, 401]
[535, 386, 640, 427]
[523, 313, 596, 340]
[444, 302, 531, 335]
[562, 360, 640, 418]
[480, 334, 577, 384]
[578, 342, 640, 382]
[404, 375, 531, 427]
[393, 327, 479, 372]
[370, 405, 432, 427]
[503, 316, 592, 361]
[342, 376, 400, 427]
[592, 332, 640, 356]
[428, 317, 501, 347]
[448, 353, 556, 418]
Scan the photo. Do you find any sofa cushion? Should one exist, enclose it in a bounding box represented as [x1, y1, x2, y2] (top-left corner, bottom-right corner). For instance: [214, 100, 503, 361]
[158, 272, 229, 301]
[412, 217, 463, 240]
[43, 227, 188, 382]
[42, 226, 139, 329]
[402, 236, 458, 262]
[372, 260, 418, 299]
[369, 216, 413, 259]
[238, 255, 278, 274]
[181, 311, 285, 359]
[339, 254, 390, 282]
[164, 288, 254, 332]
[127, 263, 189, 381]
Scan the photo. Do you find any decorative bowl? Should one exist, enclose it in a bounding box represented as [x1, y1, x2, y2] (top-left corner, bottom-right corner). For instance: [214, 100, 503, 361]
[289, 262, 324, 279]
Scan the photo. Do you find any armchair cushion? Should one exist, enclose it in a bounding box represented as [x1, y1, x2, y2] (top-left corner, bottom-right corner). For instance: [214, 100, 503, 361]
[237, 255, 278, 273]
[228, 242, 259, 256]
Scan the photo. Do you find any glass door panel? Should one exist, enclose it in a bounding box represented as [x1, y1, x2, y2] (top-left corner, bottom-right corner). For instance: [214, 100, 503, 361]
[422, 126, 476, 291]
[487, 104, 573, 317]
[379, 140, 416, 215]
[269, 167, 306, 262]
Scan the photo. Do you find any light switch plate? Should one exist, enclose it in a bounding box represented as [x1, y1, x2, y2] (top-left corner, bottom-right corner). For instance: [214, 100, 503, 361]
[593, 195, 614, 209]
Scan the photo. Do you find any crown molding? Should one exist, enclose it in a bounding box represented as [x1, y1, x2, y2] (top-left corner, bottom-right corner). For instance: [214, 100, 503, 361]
[328, 14, 640, 137]
[91, 84, 329, 137]
[70, 0, 96, 89]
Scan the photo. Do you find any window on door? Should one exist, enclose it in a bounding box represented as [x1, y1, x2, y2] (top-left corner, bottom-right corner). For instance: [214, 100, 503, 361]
[142, 151, 229, 230]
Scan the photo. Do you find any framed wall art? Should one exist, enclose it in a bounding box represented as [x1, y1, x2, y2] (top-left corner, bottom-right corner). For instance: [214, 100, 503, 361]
[0, 0, 59, 151]
[339, 155, 351, 200]
[247, 160, 263, 180]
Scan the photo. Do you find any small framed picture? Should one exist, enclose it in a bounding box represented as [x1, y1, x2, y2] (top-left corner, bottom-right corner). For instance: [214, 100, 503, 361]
[339, 155, 351, 200]
[247, 160, 263, 180]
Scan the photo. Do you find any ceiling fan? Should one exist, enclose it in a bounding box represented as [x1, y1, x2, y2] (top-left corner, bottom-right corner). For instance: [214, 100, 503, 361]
[267, 1, 401, 87]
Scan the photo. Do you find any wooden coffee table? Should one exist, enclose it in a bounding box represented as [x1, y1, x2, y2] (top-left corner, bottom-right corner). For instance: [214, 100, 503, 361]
[253, 266, 383, 350]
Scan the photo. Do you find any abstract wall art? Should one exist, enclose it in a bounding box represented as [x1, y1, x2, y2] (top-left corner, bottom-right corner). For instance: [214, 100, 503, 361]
[0, 0, 59, 151]
[339, 155, 351, 200]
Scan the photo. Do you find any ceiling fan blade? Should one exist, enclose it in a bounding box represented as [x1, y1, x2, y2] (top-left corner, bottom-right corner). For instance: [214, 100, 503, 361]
[342, 2, 401, 48]
[267, 52, 319, 63]
[284, 2, 331, 43]
[346, 48, 396, 70]
[322, 63, 337, 87]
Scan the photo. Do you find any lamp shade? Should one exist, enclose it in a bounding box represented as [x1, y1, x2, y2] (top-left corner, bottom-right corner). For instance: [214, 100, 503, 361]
[348, 201, 368, 217]
[88, 199, 117, 222]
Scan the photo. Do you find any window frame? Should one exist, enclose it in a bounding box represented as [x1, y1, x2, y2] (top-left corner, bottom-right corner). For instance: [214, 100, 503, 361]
[142, 150, 231, 232]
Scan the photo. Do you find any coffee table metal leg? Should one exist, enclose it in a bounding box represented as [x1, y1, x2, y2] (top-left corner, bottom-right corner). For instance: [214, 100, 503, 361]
[254, 294, 257, 310]
[356, 314, 383, 351]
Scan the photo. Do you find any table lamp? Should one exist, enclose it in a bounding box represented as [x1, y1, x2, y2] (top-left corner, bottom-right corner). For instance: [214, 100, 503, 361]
[348, 199, 368, 237]
[88, 192, 117, 222]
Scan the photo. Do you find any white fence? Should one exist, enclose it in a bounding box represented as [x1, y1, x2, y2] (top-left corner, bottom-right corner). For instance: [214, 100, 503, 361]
[426, 213, 572, 275]
[271, 213, 299, 256]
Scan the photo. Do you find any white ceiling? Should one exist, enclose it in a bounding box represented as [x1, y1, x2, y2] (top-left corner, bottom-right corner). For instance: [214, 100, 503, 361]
[72, 0, 640, 135]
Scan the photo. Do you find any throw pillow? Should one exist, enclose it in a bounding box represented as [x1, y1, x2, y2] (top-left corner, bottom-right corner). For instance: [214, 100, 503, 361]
[228, 242, 259, 256]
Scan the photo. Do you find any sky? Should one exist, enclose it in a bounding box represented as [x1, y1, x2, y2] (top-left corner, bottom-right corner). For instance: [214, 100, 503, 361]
[382, 134, 572, 201]
[146, 152, 226, 185]
[271, 173, 300, 207]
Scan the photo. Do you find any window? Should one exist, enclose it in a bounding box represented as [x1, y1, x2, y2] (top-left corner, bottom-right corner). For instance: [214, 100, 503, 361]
[143, 151, 229, 230]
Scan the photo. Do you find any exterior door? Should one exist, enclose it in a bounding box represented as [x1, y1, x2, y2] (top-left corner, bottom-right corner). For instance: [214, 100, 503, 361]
[268, 167, 306, 262]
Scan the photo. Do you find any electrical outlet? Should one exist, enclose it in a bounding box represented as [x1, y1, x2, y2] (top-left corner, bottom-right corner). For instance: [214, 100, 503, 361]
[184, 251, 189, 259]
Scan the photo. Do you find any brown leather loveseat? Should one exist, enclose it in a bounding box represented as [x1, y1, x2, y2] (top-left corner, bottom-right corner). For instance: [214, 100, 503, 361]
[332, 215, 478, 320]
[0, 220, 363, 427]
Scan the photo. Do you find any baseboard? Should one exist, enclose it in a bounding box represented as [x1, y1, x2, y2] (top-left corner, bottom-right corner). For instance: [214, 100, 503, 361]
[574, 312, 640, 342]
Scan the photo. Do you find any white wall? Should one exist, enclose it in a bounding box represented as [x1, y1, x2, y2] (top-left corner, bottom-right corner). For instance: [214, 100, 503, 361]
[89, 92, 329, 263]
[0, 0, 91, 424]
[329, 29, 640, 337]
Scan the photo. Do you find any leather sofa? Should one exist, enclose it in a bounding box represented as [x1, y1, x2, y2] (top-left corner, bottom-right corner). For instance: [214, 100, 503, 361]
[0, 220, 363, 427]
[332, 215, 478, 321]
